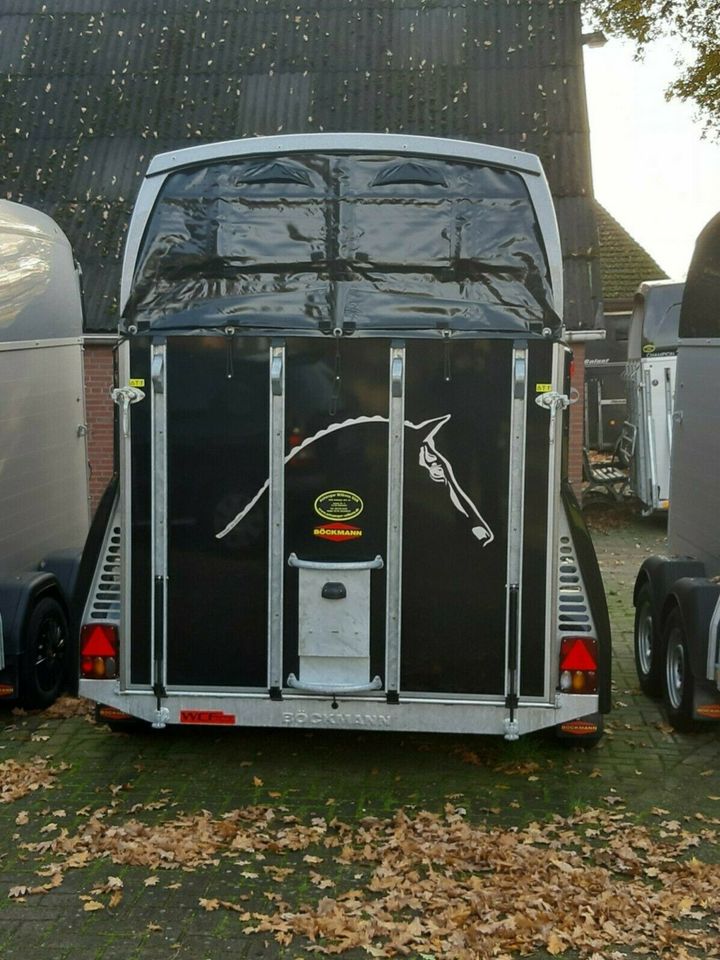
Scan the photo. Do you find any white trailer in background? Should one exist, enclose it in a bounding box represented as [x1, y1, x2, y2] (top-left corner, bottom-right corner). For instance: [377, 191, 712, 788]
[633, 214, 720, 729]
[0, 201, 90, 707]
[625, 280, 683, 515]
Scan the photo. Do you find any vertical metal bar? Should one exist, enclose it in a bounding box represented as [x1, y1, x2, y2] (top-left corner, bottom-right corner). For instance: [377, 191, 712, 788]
[504, 342, 528, 708]
[664, 364, 673, 455]
[267, 342, 285, 698]
[385, 341, 405, 703]
[150, 339, 168, 697]
[596, 379, 604, 449]
[643, 366, 657, 507]
[544, 343, 567, 701]
[118, 340, 133, 691]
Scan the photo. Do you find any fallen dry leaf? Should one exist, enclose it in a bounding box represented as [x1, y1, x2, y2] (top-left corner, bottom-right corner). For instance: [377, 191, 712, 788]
[11, 798, 720, 960]
[42, 696, 94, 719]
[0, 759, 59, 804]
[82, 900, 105, 912]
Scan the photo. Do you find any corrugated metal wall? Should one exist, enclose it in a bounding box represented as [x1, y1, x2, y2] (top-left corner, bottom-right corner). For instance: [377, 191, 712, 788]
[0, 0, 601, 331]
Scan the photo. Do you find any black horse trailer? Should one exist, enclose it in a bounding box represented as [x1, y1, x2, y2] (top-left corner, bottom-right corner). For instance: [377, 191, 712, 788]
[633, 213, 720, 730]
[78, 134, 610, 741]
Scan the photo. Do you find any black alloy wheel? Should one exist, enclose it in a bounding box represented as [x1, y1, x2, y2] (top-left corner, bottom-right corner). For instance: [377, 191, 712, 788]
[20, 597, 69, 709]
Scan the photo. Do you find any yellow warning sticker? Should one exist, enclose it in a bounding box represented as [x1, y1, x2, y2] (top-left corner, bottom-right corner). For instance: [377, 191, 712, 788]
[129, 378, 145, 387]
[535, 383, 552, 393]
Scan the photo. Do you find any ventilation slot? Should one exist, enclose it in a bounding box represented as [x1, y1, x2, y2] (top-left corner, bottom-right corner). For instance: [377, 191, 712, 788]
[88, 525, 121, 623]
[557, 535, 590, 633]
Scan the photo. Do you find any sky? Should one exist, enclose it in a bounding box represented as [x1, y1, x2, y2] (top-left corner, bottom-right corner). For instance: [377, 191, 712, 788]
[583, 37, 720, 279]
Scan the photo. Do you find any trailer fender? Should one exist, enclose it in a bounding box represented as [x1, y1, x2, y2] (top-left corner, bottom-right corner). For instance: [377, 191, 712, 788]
[633, 556, 706, 620]
[38, 549, 82, 610]
[561, 483, 612, 713]
[0, 572, 63, 658]
[661, 578, 720, 682]
[72, 476, 118, 628]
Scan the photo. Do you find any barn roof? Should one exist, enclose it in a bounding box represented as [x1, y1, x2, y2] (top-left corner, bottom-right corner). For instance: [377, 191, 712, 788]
[594, 203, 668, 306]
[0, 0, 602, 332]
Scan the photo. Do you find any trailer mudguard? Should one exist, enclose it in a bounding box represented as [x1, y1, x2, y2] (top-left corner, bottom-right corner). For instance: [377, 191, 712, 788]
[0, 572, 61, 657]
[633, 556, 706, 624]
[73, 476, 119, 632]
[561, 482, 612, 714]
[663, 577, 720, 681]
[38, 550, 82, 611]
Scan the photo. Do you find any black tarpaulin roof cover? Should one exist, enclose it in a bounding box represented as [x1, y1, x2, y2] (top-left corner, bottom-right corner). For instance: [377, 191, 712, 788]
[124, 152, 559, 336]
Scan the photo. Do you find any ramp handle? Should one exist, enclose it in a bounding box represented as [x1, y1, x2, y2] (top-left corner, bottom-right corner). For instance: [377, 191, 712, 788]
[288, 553, 384, 571]
[286, 674, 383, 695]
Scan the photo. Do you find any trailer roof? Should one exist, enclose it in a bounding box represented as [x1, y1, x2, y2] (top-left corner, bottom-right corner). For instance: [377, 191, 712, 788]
[0, 200, 83, 343]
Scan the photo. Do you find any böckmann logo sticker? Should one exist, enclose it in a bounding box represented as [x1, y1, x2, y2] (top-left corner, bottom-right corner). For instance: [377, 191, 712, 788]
[313, 522, 363, 542]
[314, 489, 363, 521]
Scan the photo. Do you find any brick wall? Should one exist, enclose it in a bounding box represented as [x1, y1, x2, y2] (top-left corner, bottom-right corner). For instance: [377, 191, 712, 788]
[568, 341, 585, 491]
[83, 341, 116, 513]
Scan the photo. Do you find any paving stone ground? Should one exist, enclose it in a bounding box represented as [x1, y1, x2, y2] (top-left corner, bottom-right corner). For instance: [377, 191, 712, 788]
[0, 499, 718, 959]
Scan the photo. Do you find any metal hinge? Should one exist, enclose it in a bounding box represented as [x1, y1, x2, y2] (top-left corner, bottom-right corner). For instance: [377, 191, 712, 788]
[271, 355, 283, 396]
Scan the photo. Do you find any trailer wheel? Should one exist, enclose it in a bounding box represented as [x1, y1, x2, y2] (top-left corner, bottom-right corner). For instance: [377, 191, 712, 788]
[20, 597, 69, 709]
[634, 583, 662, 698]
[662, 607, 696, 732]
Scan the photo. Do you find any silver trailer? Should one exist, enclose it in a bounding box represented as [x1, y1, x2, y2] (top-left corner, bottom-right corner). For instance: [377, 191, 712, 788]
[633, 214, 720, 729]
[625, 280, 683, 514]
[0, 201, 90, 706]
[78, 134, 610, 742]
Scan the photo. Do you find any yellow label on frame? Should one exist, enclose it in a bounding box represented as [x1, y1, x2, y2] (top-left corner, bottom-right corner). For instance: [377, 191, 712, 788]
[535, 383, 552, 393]
[129, 378, 145, 388]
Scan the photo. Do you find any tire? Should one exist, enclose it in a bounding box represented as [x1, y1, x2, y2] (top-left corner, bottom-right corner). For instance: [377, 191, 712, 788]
[20, 597, 69, 709]
[634, 583, 662, 698]
[661, 607, 697, 732]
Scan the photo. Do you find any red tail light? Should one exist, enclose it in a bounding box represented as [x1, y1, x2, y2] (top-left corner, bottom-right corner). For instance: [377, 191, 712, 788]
[559, 636, 598, 694]
[80, 624, 118, 680]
